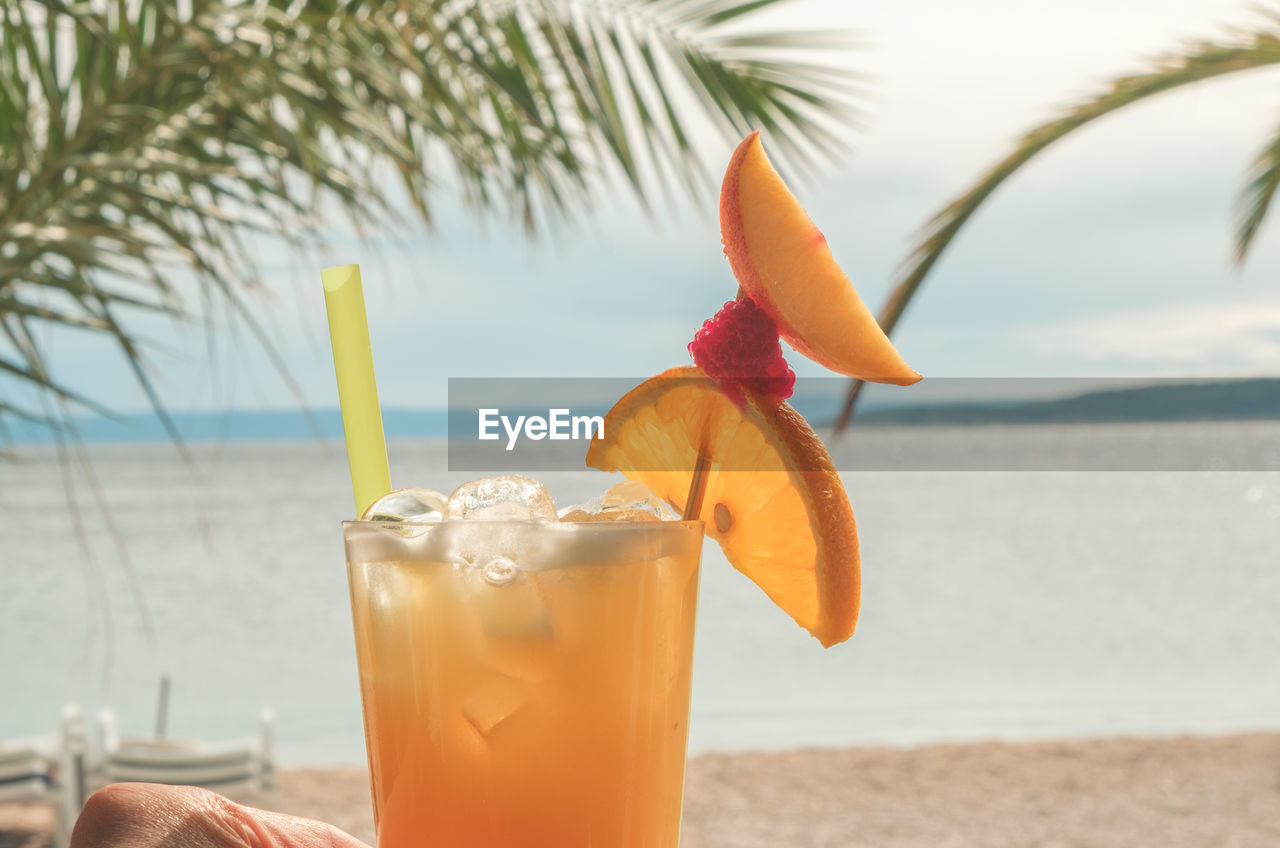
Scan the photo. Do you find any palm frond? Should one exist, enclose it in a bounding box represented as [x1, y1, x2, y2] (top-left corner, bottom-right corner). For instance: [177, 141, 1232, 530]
[1236, 116, 1280, 262]
[893, 30, 1280, 336]
[834, 26, 1280, 434]
[0, 0, 863, 446]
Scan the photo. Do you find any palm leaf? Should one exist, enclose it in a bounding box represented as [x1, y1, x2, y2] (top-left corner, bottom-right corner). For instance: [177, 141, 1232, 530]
[1236, 117, 1280, 262]
[1, 0, 862, 447]
[833, 27, 1280, 433]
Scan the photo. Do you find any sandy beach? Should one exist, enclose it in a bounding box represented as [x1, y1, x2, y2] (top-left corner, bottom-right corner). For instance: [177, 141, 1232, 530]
[3, 732, 1278, 847]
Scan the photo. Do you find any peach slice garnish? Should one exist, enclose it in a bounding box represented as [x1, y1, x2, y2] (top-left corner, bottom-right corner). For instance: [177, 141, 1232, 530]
[720, 132, 922, 385]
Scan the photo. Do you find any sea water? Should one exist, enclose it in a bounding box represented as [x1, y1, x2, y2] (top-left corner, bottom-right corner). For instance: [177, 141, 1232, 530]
[1, 423, 1278, 764]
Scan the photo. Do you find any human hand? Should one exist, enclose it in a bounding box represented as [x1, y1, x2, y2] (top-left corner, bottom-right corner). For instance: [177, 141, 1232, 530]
[70, 783, 370, 848]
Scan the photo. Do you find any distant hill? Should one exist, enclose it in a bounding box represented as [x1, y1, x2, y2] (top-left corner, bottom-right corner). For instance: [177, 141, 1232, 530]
[7, 378, 1278, 444]
[851, 378, 1280, 427]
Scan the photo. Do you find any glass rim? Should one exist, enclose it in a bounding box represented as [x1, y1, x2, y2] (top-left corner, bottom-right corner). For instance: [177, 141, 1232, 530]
[342, 518, 705, 531]
[342, 517, 705, 570]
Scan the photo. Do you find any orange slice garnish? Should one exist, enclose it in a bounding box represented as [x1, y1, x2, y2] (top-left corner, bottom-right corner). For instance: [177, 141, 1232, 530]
[586, 367, 860, 647]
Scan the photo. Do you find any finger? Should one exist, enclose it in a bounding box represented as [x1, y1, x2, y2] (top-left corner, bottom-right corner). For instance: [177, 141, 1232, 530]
[71, 783, 371, 848]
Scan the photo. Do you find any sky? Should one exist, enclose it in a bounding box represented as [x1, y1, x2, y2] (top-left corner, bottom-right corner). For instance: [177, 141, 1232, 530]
[23, 0, 1280, 413]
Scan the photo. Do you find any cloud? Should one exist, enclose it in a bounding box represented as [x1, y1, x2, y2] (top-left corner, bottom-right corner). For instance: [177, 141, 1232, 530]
[1012, 298, 1280, 375]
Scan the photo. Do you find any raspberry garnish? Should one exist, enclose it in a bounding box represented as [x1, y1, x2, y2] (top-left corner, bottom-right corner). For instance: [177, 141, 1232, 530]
[688, 297, 795, 399]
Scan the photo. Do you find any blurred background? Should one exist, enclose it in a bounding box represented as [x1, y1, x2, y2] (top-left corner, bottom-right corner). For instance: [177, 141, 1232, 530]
[2, 0, 1279, 845]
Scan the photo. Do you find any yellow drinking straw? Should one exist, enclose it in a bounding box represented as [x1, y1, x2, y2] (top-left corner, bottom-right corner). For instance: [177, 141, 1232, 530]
[321, 264, 392, 518]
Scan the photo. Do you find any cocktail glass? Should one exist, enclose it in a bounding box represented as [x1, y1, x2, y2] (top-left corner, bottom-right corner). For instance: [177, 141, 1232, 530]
[343, 515, 703, 848]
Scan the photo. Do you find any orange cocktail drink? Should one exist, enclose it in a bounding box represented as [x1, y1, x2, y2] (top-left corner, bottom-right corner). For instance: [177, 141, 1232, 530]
[344, 517, 703, 848]
[326, 130, 922, 848]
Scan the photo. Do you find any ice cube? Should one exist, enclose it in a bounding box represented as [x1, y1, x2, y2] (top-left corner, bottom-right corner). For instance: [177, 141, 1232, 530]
[461, 673, 530, 737]
[469, 559, 553, 639]
[447, 475, 558, 521]
[481, 556, 519, 585]
[560, 507, 661, 522]
[559, 479, 677, 522]
[361, 488, 447, 533]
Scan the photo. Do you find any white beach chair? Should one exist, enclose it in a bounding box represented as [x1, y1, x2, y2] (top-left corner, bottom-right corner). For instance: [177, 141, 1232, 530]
[93, 707, 276, 800]
[0, 704, 87, 848]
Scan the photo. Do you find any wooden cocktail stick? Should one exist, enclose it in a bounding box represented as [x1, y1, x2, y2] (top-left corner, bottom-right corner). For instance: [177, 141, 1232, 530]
[683, 450, 712, 521]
